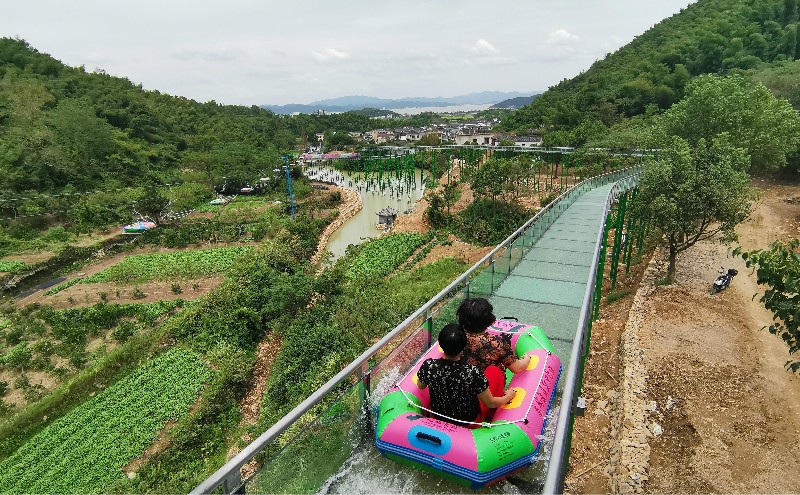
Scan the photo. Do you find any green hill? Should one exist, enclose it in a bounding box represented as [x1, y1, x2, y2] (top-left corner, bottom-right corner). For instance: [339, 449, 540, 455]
[502, 0, 800, 140]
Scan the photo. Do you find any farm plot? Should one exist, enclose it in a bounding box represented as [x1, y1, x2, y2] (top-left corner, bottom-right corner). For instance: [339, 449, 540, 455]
[0, 301, 184, 411]
[0, 347, 213, 494]
[346, 232, 433, 280]
[46, 246, 253, 292]
[82, 246, 252, 284]
[0, 260, 27, 274]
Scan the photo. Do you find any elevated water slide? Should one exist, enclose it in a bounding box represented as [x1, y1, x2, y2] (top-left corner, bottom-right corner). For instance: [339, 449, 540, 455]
[192, 166, 643, 494]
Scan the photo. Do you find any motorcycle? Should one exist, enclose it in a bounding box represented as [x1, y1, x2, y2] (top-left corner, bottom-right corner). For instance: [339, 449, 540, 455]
[712, 267, 738, 293]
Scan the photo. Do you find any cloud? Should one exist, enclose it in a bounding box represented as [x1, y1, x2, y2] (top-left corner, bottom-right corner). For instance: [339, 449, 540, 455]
[470, 39, 498, 55]
[465, 38, 515, 66]
[524, 28, 584, 63]
[544, 28, 580, 46]
[311, 48, 350, 62]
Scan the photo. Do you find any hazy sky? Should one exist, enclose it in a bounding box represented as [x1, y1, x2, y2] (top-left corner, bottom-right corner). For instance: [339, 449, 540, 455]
[2, 1, 695, 106]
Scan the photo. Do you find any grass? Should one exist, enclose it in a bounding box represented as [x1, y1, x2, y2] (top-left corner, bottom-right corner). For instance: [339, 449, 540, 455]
[250, 386, 363, 494]
[657, 276, 674, 286]
[604, 290, 631, 304]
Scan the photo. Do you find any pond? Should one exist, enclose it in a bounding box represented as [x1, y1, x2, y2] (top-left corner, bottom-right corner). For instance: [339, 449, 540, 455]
[303, 164, 426, 259]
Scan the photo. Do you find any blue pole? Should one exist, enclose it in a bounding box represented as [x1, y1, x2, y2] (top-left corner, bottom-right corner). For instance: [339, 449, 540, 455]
[283, 155, 295, 220]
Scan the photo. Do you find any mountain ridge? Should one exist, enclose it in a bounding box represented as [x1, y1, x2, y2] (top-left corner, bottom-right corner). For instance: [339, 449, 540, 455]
[263, 91, 541, 114]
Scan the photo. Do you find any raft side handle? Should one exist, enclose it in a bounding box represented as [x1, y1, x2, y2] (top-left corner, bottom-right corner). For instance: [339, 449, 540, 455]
[415, 432, 443, 445]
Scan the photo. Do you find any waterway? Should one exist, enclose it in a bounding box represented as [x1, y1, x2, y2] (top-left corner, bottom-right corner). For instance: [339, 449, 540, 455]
[304, 164, 426, 259]
[393, 103, 494, 115]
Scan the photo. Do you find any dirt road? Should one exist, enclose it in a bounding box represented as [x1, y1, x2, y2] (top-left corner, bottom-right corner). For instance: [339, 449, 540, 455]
[566, 181, 800, 493]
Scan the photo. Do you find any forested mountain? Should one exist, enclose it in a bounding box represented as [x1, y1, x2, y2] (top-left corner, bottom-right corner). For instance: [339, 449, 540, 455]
[0, 38, 438, 202]
[4, 0, 800, 219]
[0, 38, 424, 235]
[502, 0, 800, 141]
[264, 91, 532, 114]
[492, 95, 539, 109]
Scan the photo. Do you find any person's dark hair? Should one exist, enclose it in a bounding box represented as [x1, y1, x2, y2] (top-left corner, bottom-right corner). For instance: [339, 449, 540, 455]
[438, 323, 467, 356]
[456, 297, 495, 333]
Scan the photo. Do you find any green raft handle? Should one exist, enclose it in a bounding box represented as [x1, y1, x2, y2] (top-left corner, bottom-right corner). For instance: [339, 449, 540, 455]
[415, 432, 442, 445]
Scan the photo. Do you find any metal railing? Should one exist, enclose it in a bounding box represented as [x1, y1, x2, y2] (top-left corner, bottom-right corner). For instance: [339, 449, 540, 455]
[541, 171, 641, 494]
[191, 165, 643, 495]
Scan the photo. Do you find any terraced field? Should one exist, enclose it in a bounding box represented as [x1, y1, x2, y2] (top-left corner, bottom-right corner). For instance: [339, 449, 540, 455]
[0, 347, 213, 494]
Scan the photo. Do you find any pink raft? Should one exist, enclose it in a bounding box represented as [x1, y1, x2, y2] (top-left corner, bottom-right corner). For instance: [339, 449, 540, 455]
[376, 320, 562, 488]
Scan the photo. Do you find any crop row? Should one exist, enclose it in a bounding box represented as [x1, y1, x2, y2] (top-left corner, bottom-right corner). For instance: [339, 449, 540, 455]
[44, 277, 83, 295]
[81, 246, 253, 284]
[0, 347, 213, 494]
[0, 260, 27, 273]
[346, 232, 432, 280]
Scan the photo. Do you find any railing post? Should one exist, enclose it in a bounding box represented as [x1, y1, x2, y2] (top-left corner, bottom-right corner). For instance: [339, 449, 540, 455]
[489, 254, 495, 293]
[609, 192, 627, 291]
[222, 471, 244, 495]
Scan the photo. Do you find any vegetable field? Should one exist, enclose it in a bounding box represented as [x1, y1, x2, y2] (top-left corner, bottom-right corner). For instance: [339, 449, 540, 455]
[80, 246, 253, 284]
[346, 233, 432, 280]
[0, 260, 27, 273]
[0, 347, 213, 494]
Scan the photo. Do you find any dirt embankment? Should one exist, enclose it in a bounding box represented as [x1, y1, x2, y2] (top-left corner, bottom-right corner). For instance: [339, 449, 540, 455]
[566, 181, 800, 494]
[310, 186, 363, 266]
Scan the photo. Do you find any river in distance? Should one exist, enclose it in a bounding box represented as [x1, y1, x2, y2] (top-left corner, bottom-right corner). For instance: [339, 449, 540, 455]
[392, 103, 494, 115]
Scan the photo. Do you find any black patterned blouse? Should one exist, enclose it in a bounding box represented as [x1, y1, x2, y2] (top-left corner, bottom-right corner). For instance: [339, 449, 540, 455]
[417, 358, 489, 424]
[462, 331, 516, 373]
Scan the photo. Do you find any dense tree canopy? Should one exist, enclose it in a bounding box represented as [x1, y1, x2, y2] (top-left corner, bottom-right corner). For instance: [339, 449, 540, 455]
[660, 74, 800, 172]
[633, 135, 756, 279]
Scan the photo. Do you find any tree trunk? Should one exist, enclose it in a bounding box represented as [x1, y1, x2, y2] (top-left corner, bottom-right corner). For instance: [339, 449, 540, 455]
[668, 235, 677, 281]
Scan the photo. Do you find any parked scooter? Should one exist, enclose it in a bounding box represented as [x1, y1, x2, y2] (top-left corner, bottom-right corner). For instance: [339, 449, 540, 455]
[712, 267, 738, 293]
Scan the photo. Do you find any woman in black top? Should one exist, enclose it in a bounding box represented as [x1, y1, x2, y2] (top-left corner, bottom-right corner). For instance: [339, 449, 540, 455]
[417, 324, 516, 427]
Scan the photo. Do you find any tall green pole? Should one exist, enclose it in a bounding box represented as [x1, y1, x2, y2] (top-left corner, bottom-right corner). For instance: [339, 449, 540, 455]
[609, 193, 627, 291]
[593, 217, 611, 321]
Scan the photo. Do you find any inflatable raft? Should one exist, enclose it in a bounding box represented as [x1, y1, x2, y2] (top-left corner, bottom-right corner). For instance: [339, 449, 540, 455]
[122, 220, 156, 233]
[376, 320, 562, 488]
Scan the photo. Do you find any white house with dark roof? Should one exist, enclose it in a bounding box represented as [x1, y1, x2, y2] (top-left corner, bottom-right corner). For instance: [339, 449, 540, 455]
[514, 135, 543, 147]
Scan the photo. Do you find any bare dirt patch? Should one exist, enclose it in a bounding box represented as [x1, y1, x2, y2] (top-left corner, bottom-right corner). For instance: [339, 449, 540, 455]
[565, 180, 800, 494]
[30, 276, 223, 309]
[14, 239, 256, 308]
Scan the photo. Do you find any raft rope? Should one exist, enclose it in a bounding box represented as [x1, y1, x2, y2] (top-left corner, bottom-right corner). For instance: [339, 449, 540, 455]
[394, 327, 554, 428]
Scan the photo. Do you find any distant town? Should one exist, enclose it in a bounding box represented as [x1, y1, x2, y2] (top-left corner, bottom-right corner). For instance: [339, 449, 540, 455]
[310, 117, 542, 151]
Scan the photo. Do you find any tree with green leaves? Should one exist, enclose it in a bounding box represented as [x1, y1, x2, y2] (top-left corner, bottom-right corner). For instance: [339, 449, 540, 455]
[417, 133, 441, 146]
[634, 135, 755, 279]
[660, 74, 800, 172]
[135, 179, 171, 225]
[737, 239, 800, 371]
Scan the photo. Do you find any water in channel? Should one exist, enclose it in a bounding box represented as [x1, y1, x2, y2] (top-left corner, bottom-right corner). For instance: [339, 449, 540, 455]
[303, 164, 426, 259]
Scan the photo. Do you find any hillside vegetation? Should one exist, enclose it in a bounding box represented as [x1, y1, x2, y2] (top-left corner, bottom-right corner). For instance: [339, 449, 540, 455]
[502, 0, 800, 158]
[1, 0, 799, 492]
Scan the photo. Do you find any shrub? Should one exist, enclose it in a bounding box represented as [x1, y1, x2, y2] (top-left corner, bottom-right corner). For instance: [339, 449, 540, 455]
[170, 284, 183, 294]
[454, 199, 531, 246]
[4, 344, 33, 370]
[112, 321, 137, 343]
[41, 227, 72, 243]
[540, 191, 559, 207]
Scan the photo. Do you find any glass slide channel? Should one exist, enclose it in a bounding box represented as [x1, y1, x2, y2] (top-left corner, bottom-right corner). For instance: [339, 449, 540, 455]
[191, 166, 643, 495]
